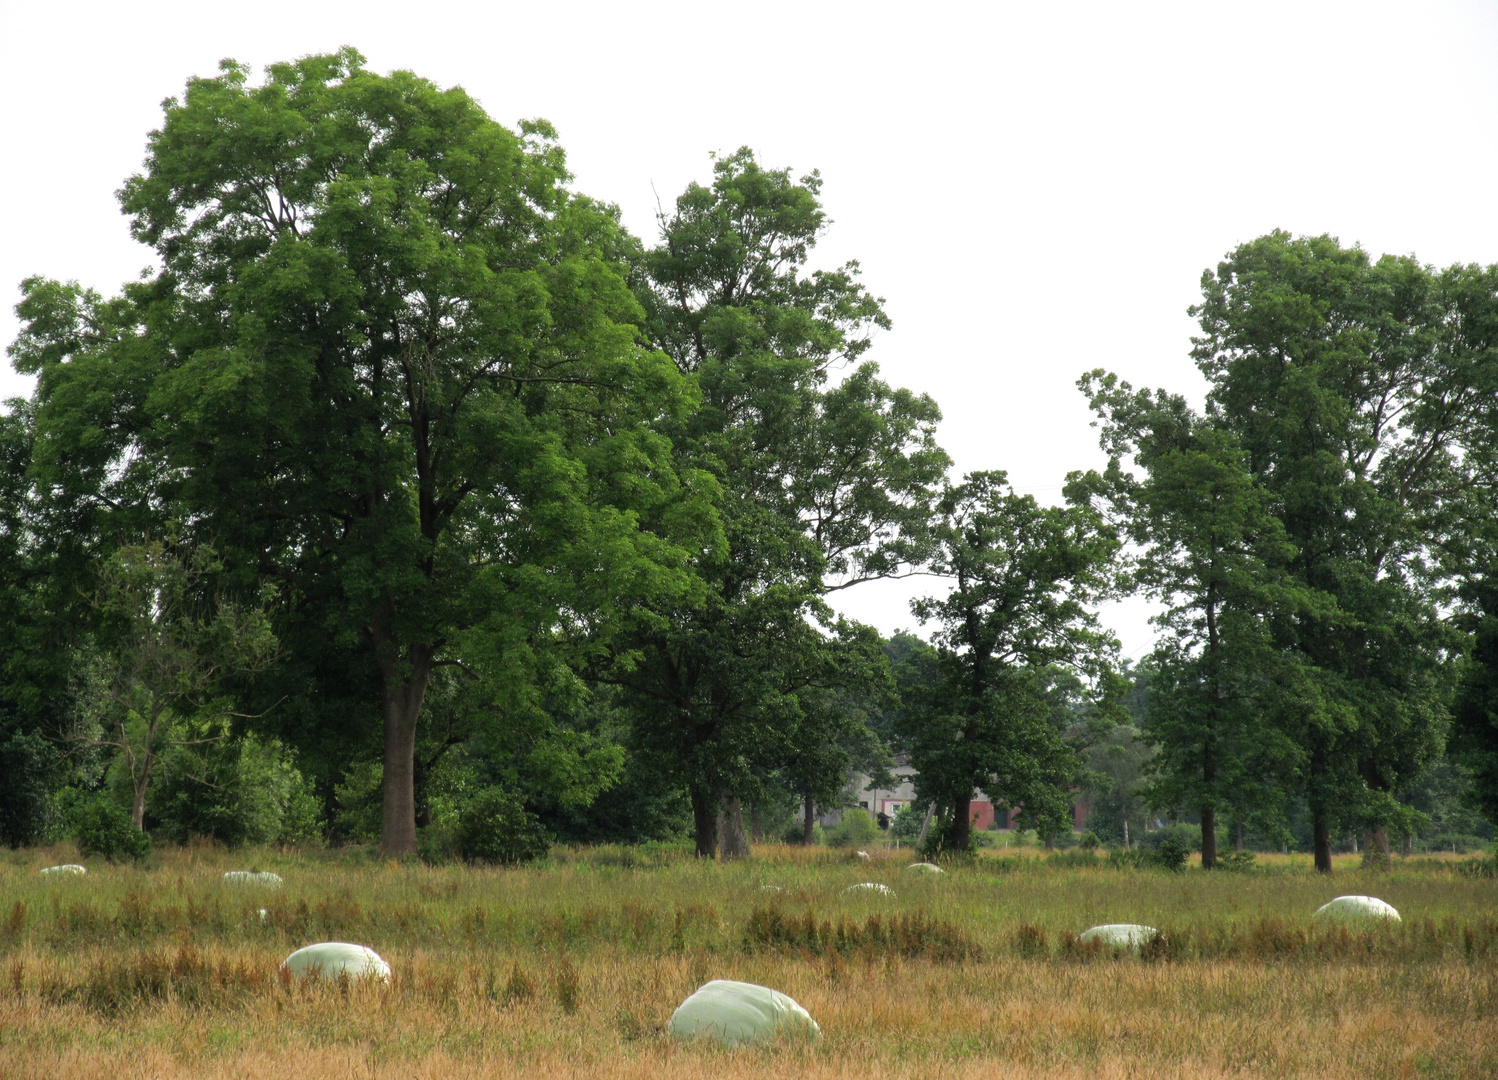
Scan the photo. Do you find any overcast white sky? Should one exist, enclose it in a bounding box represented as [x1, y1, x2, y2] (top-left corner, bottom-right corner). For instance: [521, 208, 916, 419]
[4, 0, 1498, 660]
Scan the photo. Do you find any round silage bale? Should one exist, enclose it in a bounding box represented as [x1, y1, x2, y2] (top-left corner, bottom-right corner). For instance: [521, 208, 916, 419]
[1313, 895, 1401, 923]
[38, 864, 85, 877]
[668, 979, 820, 1045]
[844, 882, 894, 897]
[281, 942, 391, 983]
[1078, 923, 1158, 953]
[224, 870, 283, 888]
[905, 862, 944, 874]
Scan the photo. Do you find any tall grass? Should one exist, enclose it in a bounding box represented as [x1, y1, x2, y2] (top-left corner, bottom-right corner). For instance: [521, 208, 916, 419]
[1, 841, 1495, 1078]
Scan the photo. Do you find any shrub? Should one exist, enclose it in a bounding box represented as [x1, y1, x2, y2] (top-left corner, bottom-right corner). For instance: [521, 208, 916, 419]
[889, 804, 924, 844]
[153, 735, 323, 846]
[0, 730, 61, 848]
[457, 787, 550, 865]
[780, 819, 825, 845]
[826, 809, 877, 848]
[1150, 831, 1190, 872]
[73, 797, 152, 862]
[1078, 830, 1102, 849]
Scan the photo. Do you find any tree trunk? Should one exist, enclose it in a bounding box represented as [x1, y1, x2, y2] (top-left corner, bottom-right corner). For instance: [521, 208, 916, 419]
[803, 794, 816, 846]
[691, 786, 719, 858]
[1201, 805, 1217, 869]
[1313, 816, 1333, 874]
[1361, 824, 1391, 870]
[950, 793, 972, 853]
[378, 649, 433, 858]
[1235, 820, 1244, 853]
[718, 792, 749, 860]
[131, 772, 149, 832]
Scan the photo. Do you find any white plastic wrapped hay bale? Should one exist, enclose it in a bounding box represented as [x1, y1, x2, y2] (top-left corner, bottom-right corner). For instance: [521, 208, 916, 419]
[1313, 895, 1401, 923]
[845, 882, 894, 897]
[759, 884, 784, 893]
[224, 870, 283, 888]
[855, 850, 871, 860]
[38, 864, 85, 876]
[668, 979, 820, 1045]
[281, 943, 391, 983]
[1079, 923, 1158, 953]
[905, 862, 944, 874]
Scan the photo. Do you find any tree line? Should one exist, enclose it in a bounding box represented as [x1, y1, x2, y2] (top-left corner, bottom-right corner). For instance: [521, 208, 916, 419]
[1, 50, 1495, 870]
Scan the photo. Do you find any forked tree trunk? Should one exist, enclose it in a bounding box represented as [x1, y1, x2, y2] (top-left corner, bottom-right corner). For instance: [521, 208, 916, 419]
[378, 648, 433, 858]
[1313, 816, 1333, 874]
[718, 792, 750, 860]
[803, 795, 816, 845]
[1200, 805, 1217, 869]
[691, 786, 719, 858]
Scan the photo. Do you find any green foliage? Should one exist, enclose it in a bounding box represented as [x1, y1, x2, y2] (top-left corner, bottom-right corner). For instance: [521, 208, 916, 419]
[614, 147, 944, 858]
[15, 50, 712, 858]
[332, 761, 383, 843]
[151, 735, 321, 846]
[457, 788, 551, 865]
[888, 803, 924, 844]
[1451, 574, 1498, 828]
[0, 728, 61, 847]
[898, 471, 1121, 851]
[1150, 831, 1190, 872]
[780, 820, 825, 845]
[825, 808, 877, 848]
[72, 797, 151, 862]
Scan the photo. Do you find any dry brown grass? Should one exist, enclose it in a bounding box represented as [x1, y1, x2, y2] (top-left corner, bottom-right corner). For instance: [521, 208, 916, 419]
[1, 842, 1495, 1079]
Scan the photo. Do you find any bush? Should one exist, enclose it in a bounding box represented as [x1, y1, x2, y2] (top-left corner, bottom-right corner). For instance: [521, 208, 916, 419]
[457, 787, 550, 865]
[889, 804, 924, 844]
[73, 797, 152, 862]
[826, 808, 877, 848]
[1078, 830, 1102, 850]
[1150, 831, 1190, 872]
[780, 819, 825, 845]
[0, 730, 61, 847]
[153, 735, 323, 846]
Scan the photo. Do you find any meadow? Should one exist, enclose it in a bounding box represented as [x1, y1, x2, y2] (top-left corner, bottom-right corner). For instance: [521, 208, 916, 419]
[1, 842, 1495, 1080]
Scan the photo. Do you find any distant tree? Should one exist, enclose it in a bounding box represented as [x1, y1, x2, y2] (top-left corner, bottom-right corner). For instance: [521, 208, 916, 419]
[897, 472, 1120, 853]
[1080, 373, 1305, 867]
[614, 150, 947, 858]
[74, 538, 279, 831]
[1187, 233, 1476, 871]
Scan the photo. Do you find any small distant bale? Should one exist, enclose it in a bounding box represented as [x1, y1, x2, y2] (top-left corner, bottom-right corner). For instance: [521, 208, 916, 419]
[38, 864, 86, 877]
[224, 871, 283, 888]
[281, 943, 391, 983]
[845, 882, 895, 897]
[759, 884, 784, 893]
[1313, 895, 1401, 923]
[905, 862, 944, 874]
[1079, 923, 1158, 953]
[668, 979, 820, 1045]
[856, 850, 871, 860]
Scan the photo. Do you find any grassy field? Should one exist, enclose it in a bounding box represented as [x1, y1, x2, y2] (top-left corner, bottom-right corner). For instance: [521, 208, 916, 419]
[1, 841, 1495, 1079]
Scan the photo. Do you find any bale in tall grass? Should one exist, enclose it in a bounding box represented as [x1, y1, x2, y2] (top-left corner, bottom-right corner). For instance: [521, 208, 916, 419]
[37, 864, 85, 876]
[280, 943, 391, 983]
[845, 882, 894, 897]
[1079, 923, 1158, 953]
[905, 862, 944, 874]
[667, 979, 820, 1045]
[1313, 895, 1401, 923]
[224, 871, 283, 888]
